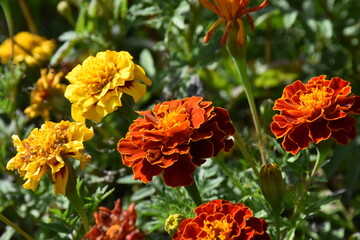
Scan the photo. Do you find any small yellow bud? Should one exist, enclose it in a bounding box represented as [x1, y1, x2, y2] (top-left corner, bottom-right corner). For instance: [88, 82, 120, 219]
[259, 163, 286, 213]
[164, 214, 186, 236]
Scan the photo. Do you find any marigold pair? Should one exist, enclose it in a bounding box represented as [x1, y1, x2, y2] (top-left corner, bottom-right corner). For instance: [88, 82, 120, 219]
[84, 199, 270, 240]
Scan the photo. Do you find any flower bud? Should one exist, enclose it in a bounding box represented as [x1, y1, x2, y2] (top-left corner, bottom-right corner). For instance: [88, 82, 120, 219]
[259, 163, 286, 213]
[164, 214, 186, 236]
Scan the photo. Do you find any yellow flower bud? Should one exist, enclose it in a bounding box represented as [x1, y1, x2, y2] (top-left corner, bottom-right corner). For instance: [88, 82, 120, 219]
[259, 163, 286, 213]
[164, 214, 186, 237]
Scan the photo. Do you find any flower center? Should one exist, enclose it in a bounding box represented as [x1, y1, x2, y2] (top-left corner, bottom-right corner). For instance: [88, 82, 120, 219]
[299, 87, 329, 111]
[159, 107, 188, 129]
[201, 219, 233, 240]
[106, 224, 123, 240]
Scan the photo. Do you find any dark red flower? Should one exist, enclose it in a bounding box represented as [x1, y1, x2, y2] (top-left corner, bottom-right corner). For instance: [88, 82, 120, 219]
[117, 96, 235, 187]
[271, 75, 360, 155]
[83, 199, 144, 240]
[172, 199, 270, 240]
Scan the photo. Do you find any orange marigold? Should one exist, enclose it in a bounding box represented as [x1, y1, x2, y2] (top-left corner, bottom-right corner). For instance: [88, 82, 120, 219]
[200, 0, 268, 46]
[24, 68, 66, 120]
[84, 199, 144, 240]
[117, 96, 235, 187]
[271, 75, 360, 155]
[172, 199, 270, 240]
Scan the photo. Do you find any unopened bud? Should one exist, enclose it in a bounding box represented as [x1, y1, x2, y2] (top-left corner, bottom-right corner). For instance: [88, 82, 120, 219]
[164, 214, 186, 236]
[259, 163, 286, 213]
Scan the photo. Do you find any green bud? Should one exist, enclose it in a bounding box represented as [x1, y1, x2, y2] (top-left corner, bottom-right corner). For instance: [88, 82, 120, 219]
[259, 163, 286, 213]
[164, 214, 186, 237]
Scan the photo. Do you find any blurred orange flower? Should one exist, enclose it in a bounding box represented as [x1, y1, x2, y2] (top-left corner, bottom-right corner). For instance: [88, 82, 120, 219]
[24, 68, 66, 120]
[172, 199, 270, 240]
[271, 75, 360, 155]
[200, 0, 268, 46]
[0, 31, 56, 66]
[117, 96, 235, 187]
[65, 50, 151, 122]
[84, 199, 144, 240]
[6, 121, 93, 196]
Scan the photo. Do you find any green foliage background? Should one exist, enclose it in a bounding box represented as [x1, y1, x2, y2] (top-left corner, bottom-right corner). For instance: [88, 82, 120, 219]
[0, 0, 360, 239]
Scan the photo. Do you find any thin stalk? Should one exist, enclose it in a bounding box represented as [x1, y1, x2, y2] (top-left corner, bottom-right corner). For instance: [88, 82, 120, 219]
[274, 212, 281, 240]
[184, 182, 202, 206]
[234, 129, 259, 177]
[292, 145, 331, 220]
[65, 158, 90, 232]
[227, 50, 267, 165]
[213, 155, 244, 191]
[18, 0, 38, 34]
[0, 212, 33, 240]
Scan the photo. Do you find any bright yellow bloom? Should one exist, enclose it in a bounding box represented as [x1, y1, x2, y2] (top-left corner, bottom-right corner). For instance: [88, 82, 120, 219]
[6, 121, 93, 196]
[200, 0, 268, 46]
[24, 69, 66, 120]
[0, 31, 56, 66]
[65, 50, 152, 122]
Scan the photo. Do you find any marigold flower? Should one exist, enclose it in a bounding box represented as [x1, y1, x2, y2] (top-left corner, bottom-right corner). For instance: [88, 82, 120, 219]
[271, 75, 360, 155]
[84, 199, 144, 240]
[172, 199, 270, 240]
[6, 120, 93, 196]
[200, 0, 268, 46]
[0, 31, 56, 66]
[64, 50, 152, 122]
[117, 96, 235, 187]
[24, 69, 67, 120]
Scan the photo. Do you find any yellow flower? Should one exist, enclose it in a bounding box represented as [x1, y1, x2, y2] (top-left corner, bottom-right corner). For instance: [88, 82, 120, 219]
[200, 0, 268, 46]
[64, 50, 152, 122]
[6, 121, 93, 196]
[0, 31, 56, 66]
[24, 69, 67, 120]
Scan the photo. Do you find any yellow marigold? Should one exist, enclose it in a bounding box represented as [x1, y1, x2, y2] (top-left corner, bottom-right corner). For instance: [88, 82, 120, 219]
[6, 121, 93, 196]
[64, 50, 152, 122]
[0, 31, 56, 66]
[24, 69, 67, 120]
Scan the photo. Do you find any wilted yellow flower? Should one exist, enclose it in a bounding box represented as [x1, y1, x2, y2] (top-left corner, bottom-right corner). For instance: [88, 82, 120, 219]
[200, 0, 268, 46]
[24, 69, 67, 120]
[64, 50, 152, 122]
[0, 31, 56, 66]
[6, 121, 93, 196]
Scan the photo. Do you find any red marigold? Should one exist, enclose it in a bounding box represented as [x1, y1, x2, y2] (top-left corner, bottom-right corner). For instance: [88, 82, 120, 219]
[172, 199, 270, 240]
[271, 75, 360, 155]
[83, 199, 144, 240]
[117, 96, 235, 187]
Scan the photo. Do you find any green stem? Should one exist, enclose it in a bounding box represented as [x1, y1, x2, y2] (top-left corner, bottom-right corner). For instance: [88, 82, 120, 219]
[65, 158, 90, 233]
[274, 211, 281, 240]
[226, 28, 267, 165]
[292, 144, 331, 220]
[234, 129, 259, 177]
[184, 181, 203, 206]
[0, 212, 33, 240]
[213, 155, 244, 191]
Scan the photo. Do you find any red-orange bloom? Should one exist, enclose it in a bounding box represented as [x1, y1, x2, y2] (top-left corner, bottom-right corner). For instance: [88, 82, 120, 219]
[172, 199, 270, 240]
[83, 199, 144, 240]
[271, 75, 360, 155]
[117, 96, 235, 187]
[200, 0, 268, 46]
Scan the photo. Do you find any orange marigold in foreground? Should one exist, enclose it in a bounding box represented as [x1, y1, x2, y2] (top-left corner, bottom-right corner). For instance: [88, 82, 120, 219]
[0, 31, 56, 66]
[172, 199, 270, 240]
[271, 75, 360, 155]
[24, 69, 66, 120]
[117, 96, 235, 187]
[84, 199, 144, 240]
[6, 121, 93, 196]
[200, 0, 268, 46]
[65, 50, 151, 122]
